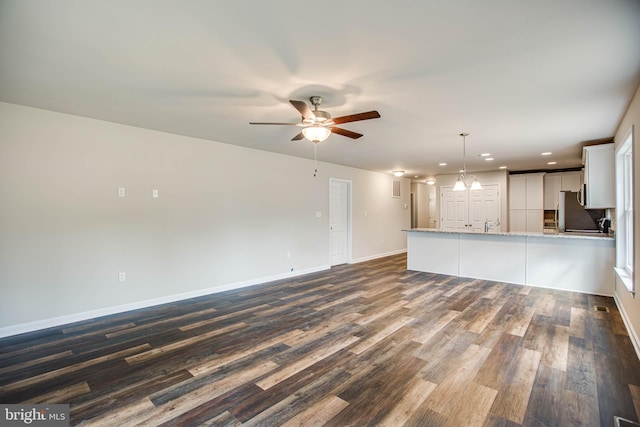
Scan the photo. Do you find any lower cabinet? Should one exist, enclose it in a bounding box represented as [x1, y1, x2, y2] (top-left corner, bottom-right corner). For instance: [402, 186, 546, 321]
[510, 209, 543, 233]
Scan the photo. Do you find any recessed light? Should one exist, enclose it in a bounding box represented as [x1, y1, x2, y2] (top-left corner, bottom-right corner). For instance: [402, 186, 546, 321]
[485, 158, 494, 161]
[480, 153, 491, 157]
[499, 166, 508, 169]
[439, 163, 447, 166]
[414, 175, 419, 178]
[542, 152, 552, 156]
[547, 161, 557, 165]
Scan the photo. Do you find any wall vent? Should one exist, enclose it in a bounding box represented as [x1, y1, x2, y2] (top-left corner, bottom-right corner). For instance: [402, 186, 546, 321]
[594, 305, 610, 313]
[392, 180, 401, 198]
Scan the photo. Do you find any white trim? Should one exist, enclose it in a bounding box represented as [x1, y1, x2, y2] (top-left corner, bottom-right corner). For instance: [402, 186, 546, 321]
[0, 264, 330, 339]
[614, 292, 640, 362]
[351, 248, 407, 264]
[615, 125, 635, 292]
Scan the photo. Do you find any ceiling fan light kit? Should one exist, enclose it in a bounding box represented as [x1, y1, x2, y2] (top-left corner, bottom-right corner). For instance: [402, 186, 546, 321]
[453, 132, 483, 191]
[250, 96, 380, 143]
[301, 125, 331, 143]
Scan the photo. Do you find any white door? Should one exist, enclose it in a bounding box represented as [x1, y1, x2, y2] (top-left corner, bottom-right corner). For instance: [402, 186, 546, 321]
[441, 184, 500, 232]
[440, 186, 469, 230]
[330, 178, 351, 266]
[469, 184, 500, 232]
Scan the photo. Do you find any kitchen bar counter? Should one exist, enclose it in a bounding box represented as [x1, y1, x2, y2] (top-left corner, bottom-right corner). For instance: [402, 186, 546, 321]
[404, 228, 615, 295]
[404, 227, 614, 240]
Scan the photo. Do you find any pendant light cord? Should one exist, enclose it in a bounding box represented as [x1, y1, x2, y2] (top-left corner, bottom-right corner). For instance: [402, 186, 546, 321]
[460, 132, 469, 178]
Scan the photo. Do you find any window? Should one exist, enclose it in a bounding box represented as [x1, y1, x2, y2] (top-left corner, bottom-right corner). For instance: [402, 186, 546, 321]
[615, 126, 634, 293]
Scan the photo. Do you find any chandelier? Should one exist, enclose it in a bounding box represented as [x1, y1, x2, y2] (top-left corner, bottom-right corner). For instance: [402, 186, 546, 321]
[453, 132, 482, 191]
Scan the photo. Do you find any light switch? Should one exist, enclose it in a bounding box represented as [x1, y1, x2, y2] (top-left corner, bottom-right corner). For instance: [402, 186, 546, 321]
[315, 211, 322, 218]
[152, 189, 159, 198]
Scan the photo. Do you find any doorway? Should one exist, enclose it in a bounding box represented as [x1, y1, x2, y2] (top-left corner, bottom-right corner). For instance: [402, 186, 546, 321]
[440, 184, 501, 232]
[329, 178, 352, 266]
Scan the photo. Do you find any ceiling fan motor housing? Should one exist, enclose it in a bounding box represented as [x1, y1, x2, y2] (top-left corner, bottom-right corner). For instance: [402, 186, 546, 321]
[309, 96, 331, 123]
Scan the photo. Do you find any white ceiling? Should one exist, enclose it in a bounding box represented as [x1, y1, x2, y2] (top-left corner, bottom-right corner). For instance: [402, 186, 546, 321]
[1, 1, 640, 180]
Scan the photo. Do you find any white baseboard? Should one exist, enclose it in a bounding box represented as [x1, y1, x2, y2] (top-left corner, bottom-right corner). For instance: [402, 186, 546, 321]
[0, 264, 330, 339]
[351, 248, 407, 264]
[613, 293, 640, 362]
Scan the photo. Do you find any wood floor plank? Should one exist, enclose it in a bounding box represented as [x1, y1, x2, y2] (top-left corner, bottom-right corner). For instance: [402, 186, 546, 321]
[282, 395, 349, 427]
[561, 388, 600, 427]
[410, 309, 460, 344]
[187, 329, 304, 377]
[377, 376, 437, 426]
[255, 334, 359, 390]
[348, 315, 413, 355]
[566, 335, 598, 397]
[488, 346, 541, 424]
[422, 343, 492, 414]
[25, 381, 91, 404]
[1, 344, 152, 395]
[0, 253, 638, 426]
[125, 322, 246, 365]
[441, 381, 497, 427]
[522, 364, 567, 426]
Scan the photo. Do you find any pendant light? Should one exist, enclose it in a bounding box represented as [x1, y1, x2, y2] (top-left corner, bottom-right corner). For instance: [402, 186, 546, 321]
[453, 132, 482, 191]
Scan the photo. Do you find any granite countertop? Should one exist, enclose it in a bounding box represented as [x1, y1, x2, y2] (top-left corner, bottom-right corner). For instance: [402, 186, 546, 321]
[403, 228, 615, 241]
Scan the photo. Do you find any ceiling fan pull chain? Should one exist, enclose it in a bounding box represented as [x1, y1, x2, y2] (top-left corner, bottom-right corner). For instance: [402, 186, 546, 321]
[313, 143, 318, 177]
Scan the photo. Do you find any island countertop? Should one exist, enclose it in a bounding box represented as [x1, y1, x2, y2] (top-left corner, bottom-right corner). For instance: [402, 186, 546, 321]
[405, 227, 615, 295]
[403, 228, 614, 241]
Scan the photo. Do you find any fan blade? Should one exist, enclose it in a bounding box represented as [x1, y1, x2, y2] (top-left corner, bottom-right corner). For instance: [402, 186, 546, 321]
[331, 110, 380, 125]
[291, 132, 305, 141]
[330, 127, 363, 139]
[290, 100, 316, 120]
[249, 122, 300, 126]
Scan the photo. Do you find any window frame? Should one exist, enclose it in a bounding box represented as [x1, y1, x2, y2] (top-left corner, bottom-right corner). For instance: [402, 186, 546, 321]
[615, 126, 635, 294]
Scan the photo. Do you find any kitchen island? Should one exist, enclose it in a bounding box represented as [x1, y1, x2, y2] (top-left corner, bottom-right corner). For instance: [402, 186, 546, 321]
[405, 228, 615, 295]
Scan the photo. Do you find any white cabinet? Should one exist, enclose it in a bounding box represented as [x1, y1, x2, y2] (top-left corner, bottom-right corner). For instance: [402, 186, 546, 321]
[509, 173, 544, 232]
[509, 175, 527, 210]
[526, 175, 544, 210]
[543, 172, 583, 210]
[526, 210, 544, 233]
[583, 144, 615, 208]
[509, 210, 526, 232]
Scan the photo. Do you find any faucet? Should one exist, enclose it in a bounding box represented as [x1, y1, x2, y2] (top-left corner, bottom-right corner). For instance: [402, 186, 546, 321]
[484, 219, 501, 233]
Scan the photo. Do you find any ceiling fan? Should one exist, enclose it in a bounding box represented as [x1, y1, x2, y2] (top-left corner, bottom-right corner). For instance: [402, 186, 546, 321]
[250, 96, 381, 143]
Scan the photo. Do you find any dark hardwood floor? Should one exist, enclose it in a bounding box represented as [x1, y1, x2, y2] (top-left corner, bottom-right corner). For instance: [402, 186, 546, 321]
[1, 253, 639, 426]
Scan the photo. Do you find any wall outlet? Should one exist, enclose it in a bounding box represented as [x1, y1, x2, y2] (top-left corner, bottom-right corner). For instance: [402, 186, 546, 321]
[152, 189, 159, 198]
[119, 272, 126, 282]
[118, 187, 125, 198]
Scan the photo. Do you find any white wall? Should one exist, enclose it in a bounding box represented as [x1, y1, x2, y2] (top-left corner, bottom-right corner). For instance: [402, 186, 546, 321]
[613, 83, 640, 355]
[0, 102, 410, 336]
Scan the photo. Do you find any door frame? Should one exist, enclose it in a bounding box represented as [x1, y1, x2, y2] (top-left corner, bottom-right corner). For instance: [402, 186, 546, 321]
[329, 178, 352, 265]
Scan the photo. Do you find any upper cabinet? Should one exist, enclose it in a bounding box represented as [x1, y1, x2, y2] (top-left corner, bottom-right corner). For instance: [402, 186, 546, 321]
[509, 173, 544, 210]
[509, 173, 544, 232]
[543, 172, 582, 210]
[583, 143, 615, 208]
